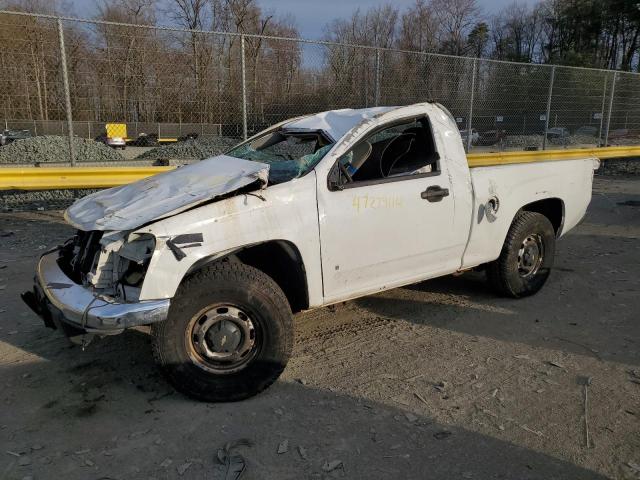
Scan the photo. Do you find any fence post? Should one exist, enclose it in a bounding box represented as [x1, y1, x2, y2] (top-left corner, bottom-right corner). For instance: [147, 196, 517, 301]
[57, 18, 75, 166]
[240, 34, 248, 140]
[465, 58, 477, 153]
[542, 65, 555, 151]
[597, 75, 607, 145]
[604, 71, 617, 147]
[375, 49, 381, 107]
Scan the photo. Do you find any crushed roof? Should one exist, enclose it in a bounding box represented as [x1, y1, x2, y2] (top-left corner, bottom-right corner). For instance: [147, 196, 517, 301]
[282, 106, 399, 141]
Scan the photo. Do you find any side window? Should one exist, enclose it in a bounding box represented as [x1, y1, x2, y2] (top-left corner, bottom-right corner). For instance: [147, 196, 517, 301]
[333, 117, 439, 188]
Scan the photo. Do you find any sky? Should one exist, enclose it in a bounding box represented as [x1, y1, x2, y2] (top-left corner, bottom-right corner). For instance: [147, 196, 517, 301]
[70, 0, 538, 40]
[257, 0, 537, 39]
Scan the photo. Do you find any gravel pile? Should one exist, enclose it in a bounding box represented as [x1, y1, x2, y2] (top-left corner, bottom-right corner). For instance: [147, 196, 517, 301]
[568, 134, 600, 145]
[501, 134, 600, 150]
[1, 189, 101, 211]
[136, 136, 240, 163]
[599, 157, 640, 175]
[502, 135, 544, 149]
[610, 137, 640, 146]
[0, 135, 123, 165]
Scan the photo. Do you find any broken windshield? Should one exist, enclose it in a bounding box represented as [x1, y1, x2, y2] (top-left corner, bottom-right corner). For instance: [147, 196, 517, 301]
[227, 130, 334, 184]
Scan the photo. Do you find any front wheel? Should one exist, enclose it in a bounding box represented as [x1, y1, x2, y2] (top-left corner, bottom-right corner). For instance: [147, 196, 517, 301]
[487, 211, 555, 298]
[151, 262, 293, 402]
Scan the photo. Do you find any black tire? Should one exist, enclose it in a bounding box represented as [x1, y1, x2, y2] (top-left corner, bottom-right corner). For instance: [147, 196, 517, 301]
[487, 211, 555, 298]
[151, 262, 293, 402]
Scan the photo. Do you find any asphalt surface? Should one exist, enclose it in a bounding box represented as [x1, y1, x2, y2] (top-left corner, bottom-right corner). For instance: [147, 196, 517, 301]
[0, 176, 639, 479]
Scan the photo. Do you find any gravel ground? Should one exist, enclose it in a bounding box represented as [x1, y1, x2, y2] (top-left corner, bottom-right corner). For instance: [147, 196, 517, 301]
[0, 136, 124, 165]
[0, 177, 639, 479]
[499, 134, 602, 150]
[135, 136, 240, 163]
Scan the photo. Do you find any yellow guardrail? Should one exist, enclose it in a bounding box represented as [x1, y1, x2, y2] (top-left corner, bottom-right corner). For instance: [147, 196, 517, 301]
[468, 145, 640, 167]
[0, 166, 173, 190]
[0, 146, 639, 191]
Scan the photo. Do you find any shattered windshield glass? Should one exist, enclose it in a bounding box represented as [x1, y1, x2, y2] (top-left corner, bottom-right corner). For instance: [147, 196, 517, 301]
[227, 130, 334, 184]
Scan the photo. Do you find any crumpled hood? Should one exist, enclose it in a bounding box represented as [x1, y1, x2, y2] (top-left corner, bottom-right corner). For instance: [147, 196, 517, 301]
[65, 155, 269, 231]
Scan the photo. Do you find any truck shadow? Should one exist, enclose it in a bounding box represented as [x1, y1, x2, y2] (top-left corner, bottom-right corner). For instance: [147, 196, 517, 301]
[355, 261, 639, 367]
[0, 335, 610, 480]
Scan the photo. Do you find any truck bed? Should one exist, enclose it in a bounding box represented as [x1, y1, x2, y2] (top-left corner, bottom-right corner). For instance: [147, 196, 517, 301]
[462, 157, 599, 268]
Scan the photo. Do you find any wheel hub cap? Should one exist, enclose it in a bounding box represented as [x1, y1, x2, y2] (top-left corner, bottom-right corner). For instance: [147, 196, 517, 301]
[518, 235, 544, 278]
[206, 319, 242, 353]
[188, 305, 257, 373]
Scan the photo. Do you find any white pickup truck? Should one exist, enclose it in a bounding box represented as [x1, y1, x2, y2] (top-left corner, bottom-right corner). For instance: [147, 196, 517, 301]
[23, 103, 598, 402]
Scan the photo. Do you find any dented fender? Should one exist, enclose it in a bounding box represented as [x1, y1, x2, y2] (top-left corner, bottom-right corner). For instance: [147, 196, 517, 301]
[135, 173, 323, 305]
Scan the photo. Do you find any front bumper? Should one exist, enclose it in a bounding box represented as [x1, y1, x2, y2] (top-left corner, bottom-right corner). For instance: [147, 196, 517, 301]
[23, 250, 170, 335]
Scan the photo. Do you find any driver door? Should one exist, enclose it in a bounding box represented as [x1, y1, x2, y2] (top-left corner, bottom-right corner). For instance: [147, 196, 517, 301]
[316, 116, 463, 303]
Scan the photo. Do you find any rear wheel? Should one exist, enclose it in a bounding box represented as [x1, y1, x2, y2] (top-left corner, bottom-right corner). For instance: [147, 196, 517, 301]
[151, 262, 293, 402]
[487, 211, 555, 298]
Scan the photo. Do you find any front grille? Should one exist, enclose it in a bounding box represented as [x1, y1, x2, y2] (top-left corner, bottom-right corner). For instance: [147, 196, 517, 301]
[58, 230, 103, 284]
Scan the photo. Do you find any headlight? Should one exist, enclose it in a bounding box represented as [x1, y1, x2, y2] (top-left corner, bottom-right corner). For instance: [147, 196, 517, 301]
[118, 233, 155, 287]
[119, 233, 155, 262]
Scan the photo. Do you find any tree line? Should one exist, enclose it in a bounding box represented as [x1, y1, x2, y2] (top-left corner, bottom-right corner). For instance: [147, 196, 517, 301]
[0, 0, 638, 134]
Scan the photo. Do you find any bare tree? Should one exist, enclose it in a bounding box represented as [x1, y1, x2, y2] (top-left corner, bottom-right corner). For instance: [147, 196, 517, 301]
[430, 0, 481, 56]
[398, 0, 439, 52]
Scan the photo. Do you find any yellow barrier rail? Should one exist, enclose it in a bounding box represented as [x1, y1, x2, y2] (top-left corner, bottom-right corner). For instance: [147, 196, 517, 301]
[0, 166, 173, 190]
[468, 145, 640, 167]
[1, 146, 639, 191]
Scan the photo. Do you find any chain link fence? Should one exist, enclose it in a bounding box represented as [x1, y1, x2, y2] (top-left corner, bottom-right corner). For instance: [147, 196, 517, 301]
[1, 10, 640, 167]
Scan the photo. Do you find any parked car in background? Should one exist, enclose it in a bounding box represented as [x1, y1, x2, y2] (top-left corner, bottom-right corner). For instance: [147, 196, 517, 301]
[459, 128, 479, 145]
[609, 129, 631, 139]
[95, 133, 126, 149]
[0, 128, 32, 146]
[576, 126, 598, 137]
[546, 127, 570, 139]
[178, 132, 199, 142]
[131, 133, 159, 147]
[476, 129, 506, 146]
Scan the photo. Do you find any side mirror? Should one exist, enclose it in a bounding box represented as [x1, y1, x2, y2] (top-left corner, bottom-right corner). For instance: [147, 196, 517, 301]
[328, 165, 344, 191]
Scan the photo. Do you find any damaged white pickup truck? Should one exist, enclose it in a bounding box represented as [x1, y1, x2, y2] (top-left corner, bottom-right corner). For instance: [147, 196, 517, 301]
[23, 102, 598, 401]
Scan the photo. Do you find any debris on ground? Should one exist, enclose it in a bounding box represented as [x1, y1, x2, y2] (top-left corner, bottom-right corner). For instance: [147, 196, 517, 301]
[414, 392, 429, 406]
[322, 460, 343, 472]
[177, 461, 192, 475]
[213, 439, 252, 480]
[404, 412, 418, 422]
[627, 461, 640, 474]
[519, 424, 545, 437]
[577, 375, 593, 448]
[0, 135, 123, 165]
[434, 381, 447, 392]
[277, 439, 289, 454]
[548, 361, 567, 371]
[297, 446, 308, 460]
[433, 431, 452, 440]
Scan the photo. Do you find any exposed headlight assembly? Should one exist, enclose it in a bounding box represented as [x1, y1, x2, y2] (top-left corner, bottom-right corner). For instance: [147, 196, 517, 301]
[117, 233, 156, 288]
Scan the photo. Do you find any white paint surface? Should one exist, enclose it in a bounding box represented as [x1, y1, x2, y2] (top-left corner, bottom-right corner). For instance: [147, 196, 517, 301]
[61, 102, 596, 310]
[65, 156, 269, 231]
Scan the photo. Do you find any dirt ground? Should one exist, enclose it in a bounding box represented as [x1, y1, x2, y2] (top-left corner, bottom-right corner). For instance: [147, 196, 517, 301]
[0, 176, 639, 480]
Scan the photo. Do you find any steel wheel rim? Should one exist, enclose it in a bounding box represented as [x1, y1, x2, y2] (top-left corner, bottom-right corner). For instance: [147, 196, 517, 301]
[517, 234, 544, 278]
[186, 304, 259, 374]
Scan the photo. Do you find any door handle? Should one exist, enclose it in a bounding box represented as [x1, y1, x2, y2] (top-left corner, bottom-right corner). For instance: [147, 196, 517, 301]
[421, 186, 450, 202]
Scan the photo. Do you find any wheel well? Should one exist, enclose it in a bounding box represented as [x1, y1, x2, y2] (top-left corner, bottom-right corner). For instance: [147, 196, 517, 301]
[521, 198, 564, 236]
[232, 240, 309, 313]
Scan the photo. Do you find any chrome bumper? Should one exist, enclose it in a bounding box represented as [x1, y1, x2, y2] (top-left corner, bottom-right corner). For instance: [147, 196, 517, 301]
[26, 250, 170, 335]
